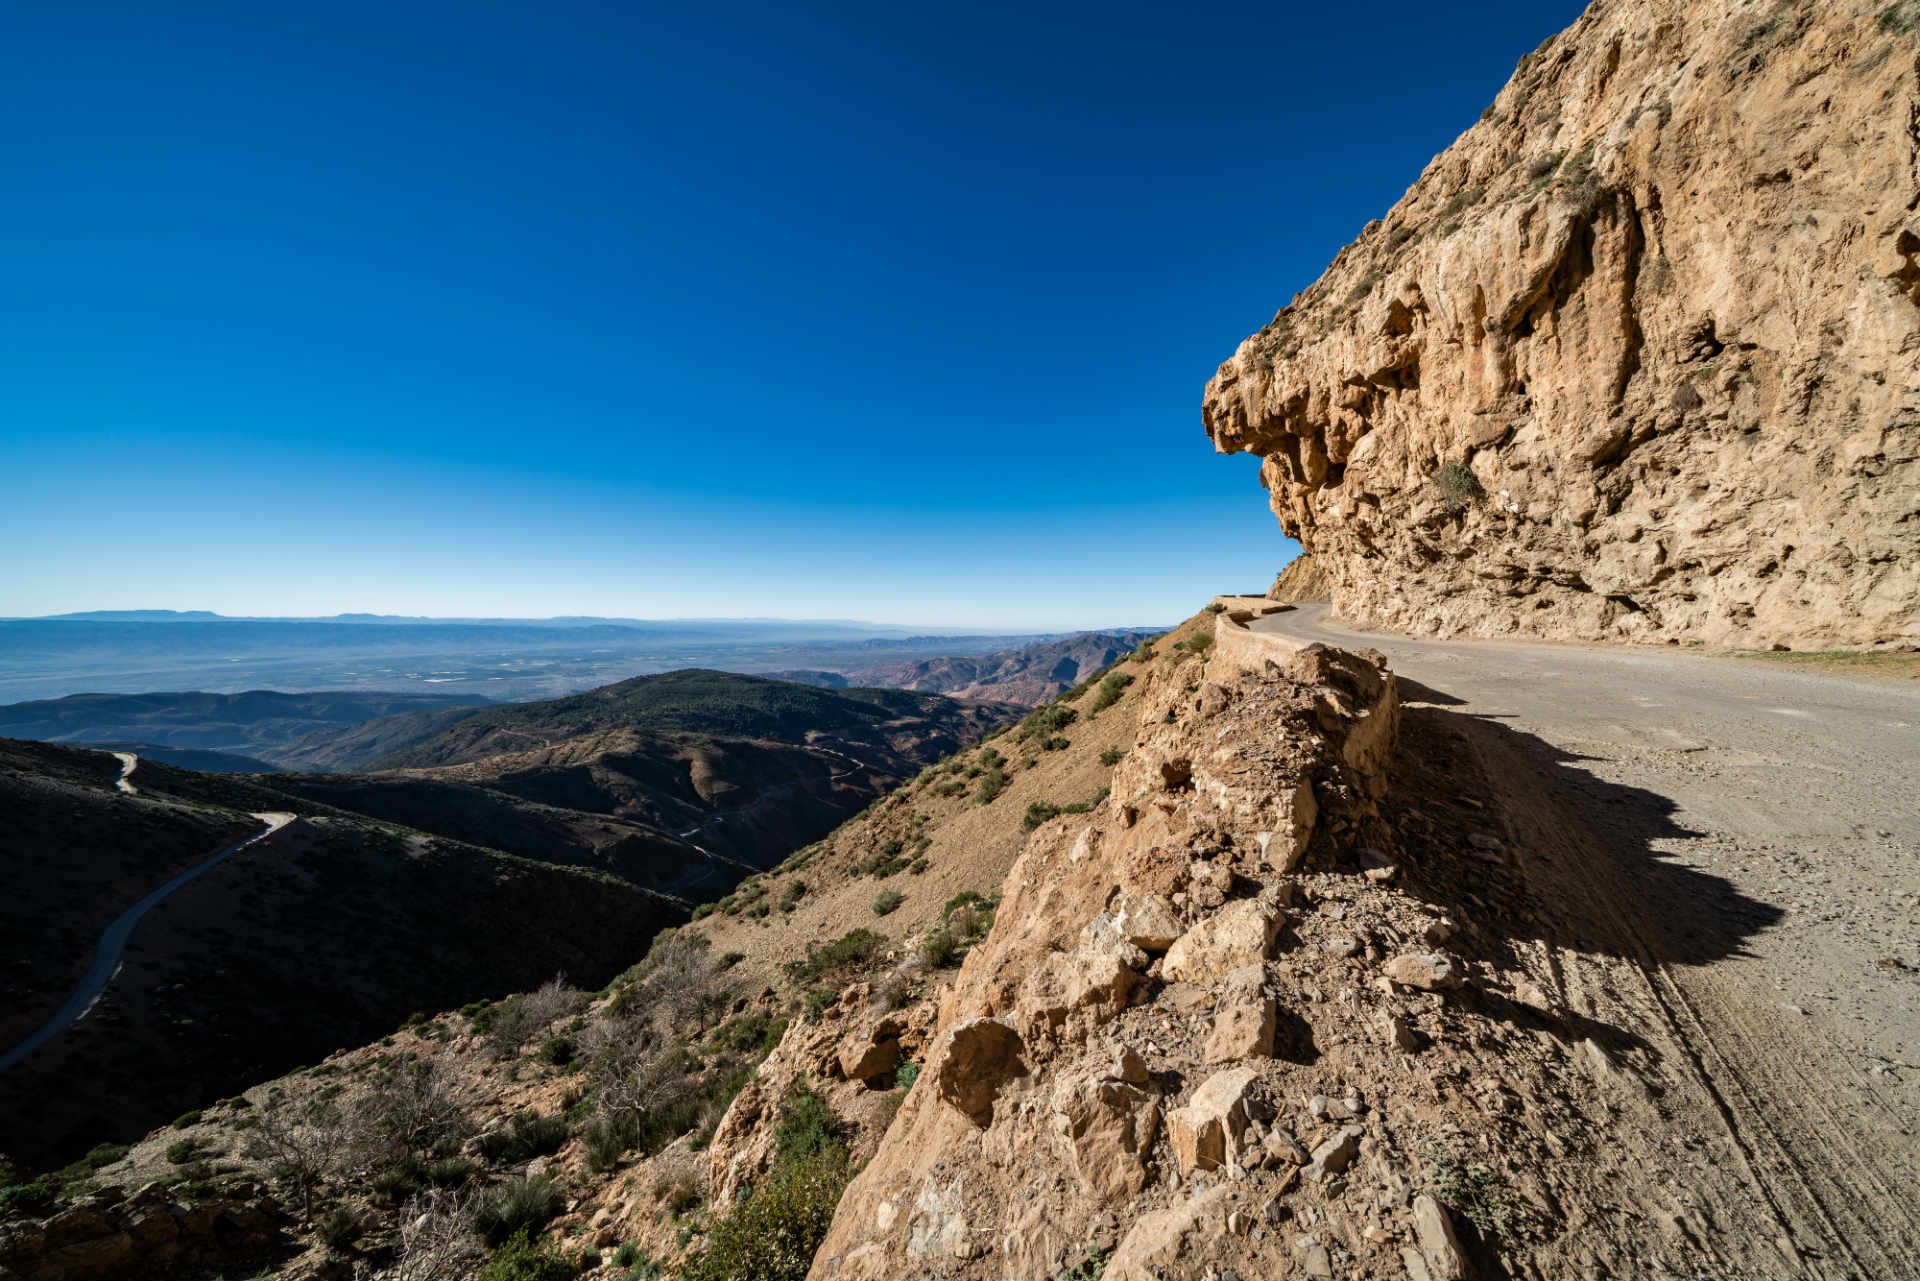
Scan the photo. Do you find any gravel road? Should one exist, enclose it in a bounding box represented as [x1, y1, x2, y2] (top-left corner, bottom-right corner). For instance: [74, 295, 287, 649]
[1254, 603, 1920, 1277]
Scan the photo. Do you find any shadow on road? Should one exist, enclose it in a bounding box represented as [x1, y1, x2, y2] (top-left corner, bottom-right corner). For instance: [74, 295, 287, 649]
[1382, 676, 1784, 971]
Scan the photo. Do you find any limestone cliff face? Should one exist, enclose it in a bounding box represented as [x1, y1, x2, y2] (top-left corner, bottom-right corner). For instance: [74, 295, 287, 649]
[1204, 0, 1920, 647]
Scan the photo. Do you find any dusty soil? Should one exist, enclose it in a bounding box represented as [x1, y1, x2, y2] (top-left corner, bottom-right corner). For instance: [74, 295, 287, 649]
[1255, 603, 1920, 1276]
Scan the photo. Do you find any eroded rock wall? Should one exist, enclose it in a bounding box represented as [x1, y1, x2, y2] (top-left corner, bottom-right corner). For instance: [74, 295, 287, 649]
[1203, 0, 1920, 647]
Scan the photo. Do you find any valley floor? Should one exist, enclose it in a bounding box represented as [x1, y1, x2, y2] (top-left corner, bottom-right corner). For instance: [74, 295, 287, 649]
[1254, 603, 1920, 1277]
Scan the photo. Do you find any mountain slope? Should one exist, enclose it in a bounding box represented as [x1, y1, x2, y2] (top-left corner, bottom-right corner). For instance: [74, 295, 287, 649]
[0, 739, 685, 1169]
[1203, 0, 1920, 647]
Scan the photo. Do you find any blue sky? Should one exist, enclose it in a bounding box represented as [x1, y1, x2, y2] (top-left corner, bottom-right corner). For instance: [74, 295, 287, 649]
[1, 0, 1581, 630]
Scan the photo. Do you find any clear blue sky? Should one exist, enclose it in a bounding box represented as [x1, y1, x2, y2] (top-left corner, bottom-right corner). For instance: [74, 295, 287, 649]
[1, 0, 1581, 630]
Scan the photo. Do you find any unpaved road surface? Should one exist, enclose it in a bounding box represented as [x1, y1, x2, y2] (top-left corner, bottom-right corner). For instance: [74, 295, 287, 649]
[0, 800, 296, 1074]
[1255, 603, 1920, 1277]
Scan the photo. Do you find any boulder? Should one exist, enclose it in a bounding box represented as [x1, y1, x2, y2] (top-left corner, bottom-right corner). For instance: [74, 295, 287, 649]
[1383, 952, 1465, 991]
[1111, 893, 1183, 952]
[931, 1017, 1025, 1126]
[1017, 949, 1137, 1046]
[1167, 1066, 1260, 1173]
[1413, 1193, 1471, 1280]
[1104, 1186, 1234, 1281]
[1163, 899, 1284, 983]
[1204, 965, 1277, 1063]
[1052, 1078, 1161, 1201]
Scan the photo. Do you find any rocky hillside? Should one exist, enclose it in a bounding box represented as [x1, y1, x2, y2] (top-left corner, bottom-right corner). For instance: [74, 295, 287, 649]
[0, 629, 1168, 1279]
[1204, 0, 1920, 648]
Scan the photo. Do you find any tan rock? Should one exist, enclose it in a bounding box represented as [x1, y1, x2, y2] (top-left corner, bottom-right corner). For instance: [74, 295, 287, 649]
[1111, 892, 1183, 952]
[1017, 949, 1138, 1046]
[1163, 899, 1284, 983]
[1204, 965, 1277, 1063]
[1307, 1125, 1363, 1181]
[1104, 1186, 1234, 1281]
[1167, 1066, 1260, 1173]
[836, 1013, 905, 1084]
[1383, 951, 1465, 990]
[1413, 1193, 1471, 1281]
[930, 1017, 1024, 1126]
[1052, 1078, 1161, 1202]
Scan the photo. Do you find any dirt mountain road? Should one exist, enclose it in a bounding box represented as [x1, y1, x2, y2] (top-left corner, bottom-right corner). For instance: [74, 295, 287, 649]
[1253, 604, 1919, 1277]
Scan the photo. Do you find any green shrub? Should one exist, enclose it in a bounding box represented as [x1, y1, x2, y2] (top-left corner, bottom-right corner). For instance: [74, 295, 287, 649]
[713, 1012, 786, 1056]
[612, 1243, 638, 1268]
[427, 1157, 476, 1187]
[1015, 704, 1078, 743]
[1099, 748, 1125, 767]
[975, 766, 1008, 804]
[1088, 671, 1134, 714]
[582, 1112, 637, 1174]
[1176, 631, 1214, 655]
[479, 1111, 569, 1163]
[920, 928, 961, 969]
[476, 1176, 562, 1246]
[773, 1091, 842, 1168]
[1432, 460, 1483, 510]
[476, 1228, 579, 1280]
[784, 928, 883, 986]
[170, 1110, 202, 1130]
[872, 889, 902, 916]
[682, 1093, 850, 1281]
[316, 1206, 362, 1250]
[895, 1060, 921, 1091]
[0, 1177, 57, 1216]
[538, 1035, 576, 1066]
[164, 1138, 203, 1166]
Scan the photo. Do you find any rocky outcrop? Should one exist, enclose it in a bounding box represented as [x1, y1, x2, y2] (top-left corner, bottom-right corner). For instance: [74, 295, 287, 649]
[0, 1185, 287, 1280]
[1267, 555, 1331, 602]
[806, 627, 1413, 1280]
[1204, 0, 1920, 648]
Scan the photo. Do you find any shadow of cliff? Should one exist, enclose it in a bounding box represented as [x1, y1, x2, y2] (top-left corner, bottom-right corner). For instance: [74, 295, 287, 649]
[1379, 677, 1785, 972]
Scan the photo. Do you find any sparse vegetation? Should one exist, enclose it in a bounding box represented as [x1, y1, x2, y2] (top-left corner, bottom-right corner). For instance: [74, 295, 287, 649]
[785, 928, 884, 986]
[1088, 671, 1134, 714]
[476, 1227, 579, 1280]
[474, 1175, 562, 1247]
[872, 888, 903, 916]
[1424, 1146, 1540, 1245]
[1099, 748, 1125, 767]
[680, 1092, 851, 1281]
[1432, 459, 1484, 511]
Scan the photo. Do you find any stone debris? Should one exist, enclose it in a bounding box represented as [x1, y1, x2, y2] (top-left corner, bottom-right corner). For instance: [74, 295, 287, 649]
[1382, 951, 1465, 991]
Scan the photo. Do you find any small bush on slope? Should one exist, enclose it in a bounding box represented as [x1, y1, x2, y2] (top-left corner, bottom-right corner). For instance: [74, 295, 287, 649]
[680, 1092, 849, 1281]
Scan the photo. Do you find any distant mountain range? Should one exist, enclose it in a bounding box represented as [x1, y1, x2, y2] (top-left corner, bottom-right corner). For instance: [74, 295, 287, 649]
[845, 629, 1158, 704]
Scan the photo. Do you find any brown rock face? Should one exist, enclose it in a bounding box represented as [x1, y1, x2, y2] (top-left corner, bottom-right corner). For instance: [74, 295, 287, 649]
[1204, 1, 1920, 648]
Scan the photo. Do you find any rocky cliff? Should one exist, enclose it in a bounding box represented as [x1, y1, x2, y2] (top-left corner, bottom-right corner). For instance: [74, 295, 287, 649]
[1204, 0, 1920, 647]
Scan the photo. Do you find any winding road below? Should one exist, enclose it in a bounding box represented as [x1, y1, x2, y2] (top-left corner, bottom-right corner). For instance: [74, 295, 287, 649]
[1252, 602, 1920, 1277]
[0, 759, 296, 1075]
